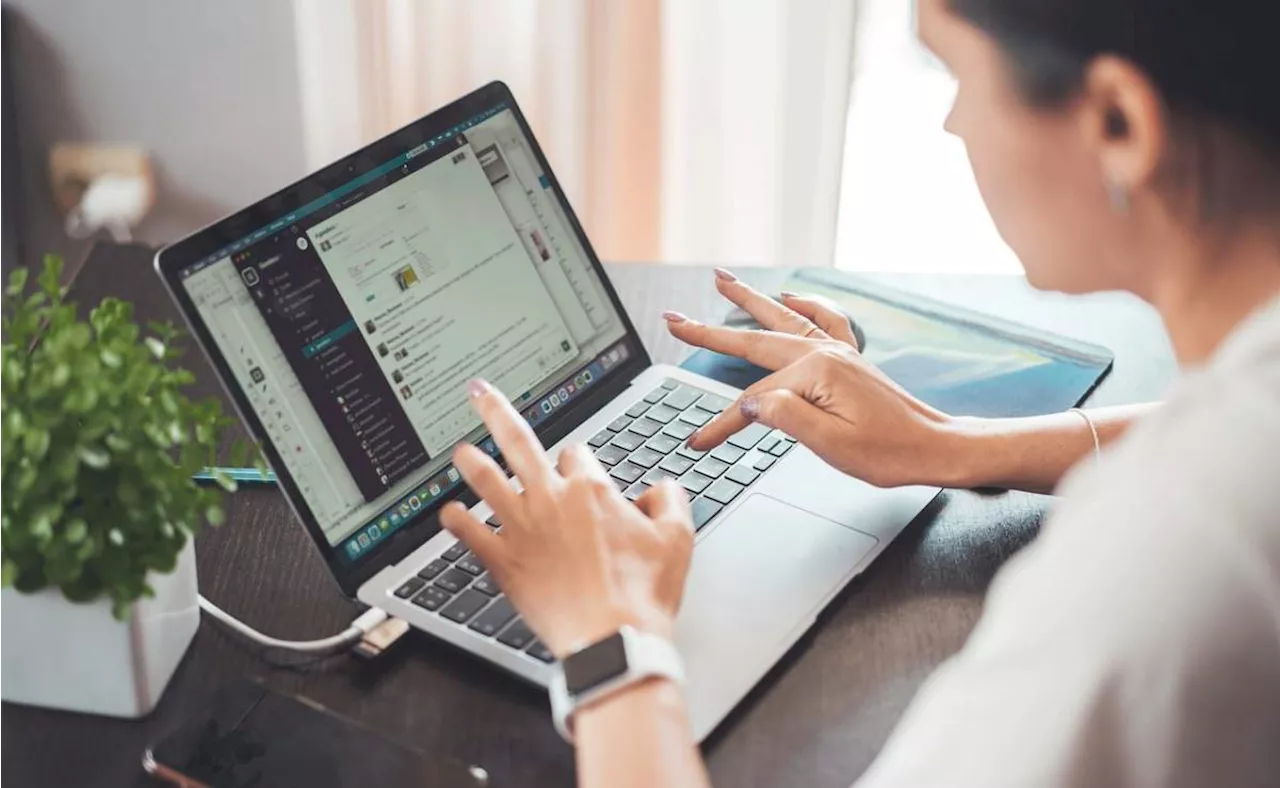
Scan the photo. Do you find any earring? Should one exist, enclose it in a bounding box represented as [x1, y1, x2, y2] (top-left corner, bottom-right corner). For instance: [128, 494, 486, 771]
[1106, 176, 1130, 213]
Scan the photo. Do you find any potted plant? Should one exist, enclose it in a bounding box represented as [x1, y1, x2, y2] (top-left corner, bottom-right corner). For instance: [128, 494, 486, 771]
[1, 256, 247, 717]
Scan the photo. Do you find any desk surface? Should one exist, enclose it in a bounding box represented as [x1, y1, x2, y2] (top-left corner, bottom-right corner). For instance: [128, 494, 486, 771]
[2, 246, 1175, 788]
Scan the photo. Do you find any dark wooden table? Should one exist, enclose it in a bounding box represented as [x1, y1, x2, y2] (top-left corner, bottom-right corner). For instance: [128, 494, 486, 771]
[2, 245, 1175, 787]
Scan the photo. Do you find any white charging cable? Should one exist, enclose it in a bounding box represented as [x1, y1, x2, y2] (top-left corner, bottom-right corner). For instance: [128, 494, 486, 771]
[197, 595, 388, 654]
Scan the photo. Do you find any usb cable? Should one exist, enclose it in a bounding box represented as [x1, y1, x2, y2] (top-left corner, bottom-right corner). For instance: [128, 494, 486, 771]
[197, 595, 395, 654]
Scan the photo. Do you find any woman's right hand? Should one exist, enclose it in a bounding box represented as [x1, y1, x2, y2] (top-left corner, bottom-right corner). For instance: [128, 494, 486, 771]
[664, 269, 968, 488]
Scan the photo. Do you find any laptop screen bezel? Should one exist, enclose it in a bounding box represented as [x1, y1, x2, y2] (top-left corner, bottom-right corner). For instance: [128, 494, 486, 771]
[155, 81, 652, 597]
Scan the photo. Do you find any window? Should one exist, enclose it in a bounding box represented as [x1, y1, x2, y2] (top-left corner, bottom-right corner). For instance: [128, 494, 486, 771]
[834, 0, 1022, 274]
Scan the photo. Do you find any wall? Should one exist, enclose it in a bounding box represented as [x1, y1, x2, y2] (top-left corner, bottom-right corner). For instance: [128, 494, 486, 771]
[5, 0, 308, 273]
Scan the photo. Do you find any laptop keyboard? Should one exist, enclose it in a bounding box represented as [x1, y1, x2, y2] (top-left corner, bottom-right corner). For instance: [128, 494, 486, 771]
[392, 379, 796, 663]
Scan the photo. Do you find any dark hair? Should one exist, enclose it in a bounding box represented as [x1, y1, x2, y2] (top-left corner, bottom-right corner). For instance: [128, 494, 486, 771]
[948, 0, 1280, 220]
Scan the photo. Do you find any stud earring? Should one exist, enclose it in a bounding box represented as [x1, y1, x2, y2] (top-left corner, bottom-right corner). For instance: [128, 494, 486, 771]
[1106, 176, 1130, 213]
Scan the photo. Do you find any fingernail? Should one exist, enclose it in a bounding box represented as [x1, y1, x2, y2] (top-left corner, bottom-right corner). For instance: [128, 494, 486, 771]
[687, 428, 702, 445]
[739, 396, 760, 421]
[467, 378, 492, 399]
[662, 310, 688, 323]
[714, 267, 738, 282]
[780, 291, 798, 299]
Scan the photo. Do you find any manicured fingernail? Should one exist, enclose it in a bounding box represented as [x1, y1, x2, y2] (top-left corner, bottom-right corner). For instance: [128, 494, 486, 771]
[780, 291, 798, 299]
[739, 396, 760, 421]
[662, 310, 688, 323]
[467, 378, 491, 399]
[714, 267, 737, 282]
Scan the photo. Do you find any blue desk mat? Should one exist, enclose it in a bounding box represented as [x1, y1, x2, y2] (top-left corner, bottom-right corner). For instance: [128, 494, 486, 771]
[679, 270, 1113, 418]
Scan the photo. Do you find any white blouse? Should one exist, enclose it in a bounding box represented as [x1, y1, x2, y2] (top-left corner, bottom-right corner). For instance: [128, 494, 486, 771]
[856, 295, 1280, 788]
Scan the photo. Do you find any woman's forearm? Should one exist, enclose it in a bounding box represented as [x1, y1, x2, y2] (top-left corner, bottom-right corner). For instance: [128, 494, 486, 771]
[575, 678, 710, 788]
[940, 404, 1158, 494]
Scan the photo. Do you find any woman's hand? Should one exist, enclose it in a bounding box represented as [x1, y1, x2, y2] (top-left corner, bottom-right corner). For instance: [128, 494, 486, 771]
[440, 379, 695, 658]
[663, 269, 966, 488]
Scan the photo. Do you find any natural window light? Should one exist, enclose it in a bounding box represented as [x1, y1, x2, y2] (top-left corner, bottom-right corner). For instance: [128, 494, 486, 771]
[834, 0, 1022, 274]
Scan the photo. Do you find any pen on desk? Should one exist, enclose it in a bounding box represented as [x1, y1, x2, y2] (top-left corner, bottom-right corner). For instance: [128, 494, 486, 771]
[192, 467, 278, 486]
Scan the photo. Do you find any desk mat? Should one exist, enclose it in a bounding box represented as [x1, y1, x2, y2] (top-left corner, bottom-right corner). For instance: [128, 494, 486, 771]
[679, 269, 1113, 418]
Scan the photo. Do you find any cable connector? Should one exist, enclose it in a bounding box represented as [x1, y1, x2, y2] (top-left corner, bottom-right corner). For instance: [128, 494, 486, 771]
[353, 616, 410, 660]
[198, 595, 391, 656]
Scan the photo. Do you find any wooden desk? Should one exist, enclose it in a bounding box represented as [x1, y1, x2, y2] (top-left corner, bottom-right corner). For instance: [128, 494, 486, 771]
[1, 245, 1174, 787]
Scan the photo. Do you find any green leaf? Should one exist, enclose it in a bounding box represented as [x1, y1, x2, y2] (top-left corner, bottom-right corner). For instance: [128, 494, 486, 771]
[145, 337, 166, 359]
[1, 559, 17, 587]
[78, 445, 111, 469]
[212, 470, 238, 493]
[65, 519, 88, 544]
[99, 349, 123, 368]
[5, 266, 29, 296]
[205, 505, 226, 526]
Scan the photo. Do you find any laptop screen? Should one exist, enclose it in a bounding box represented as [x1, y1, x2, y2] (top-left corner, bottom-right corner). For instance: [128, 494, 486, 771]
[174, 103, 629, 563]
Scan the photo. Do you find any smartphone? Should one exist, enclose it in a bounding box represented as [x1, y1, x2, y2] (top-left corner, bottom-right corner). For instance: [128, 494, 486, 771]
[143, 679, 491, 788]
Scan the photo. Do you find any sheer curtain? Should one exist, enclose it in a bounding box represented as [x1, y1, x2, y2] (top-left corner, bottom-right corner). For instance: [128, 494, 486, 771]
[291, 0, 858, 267]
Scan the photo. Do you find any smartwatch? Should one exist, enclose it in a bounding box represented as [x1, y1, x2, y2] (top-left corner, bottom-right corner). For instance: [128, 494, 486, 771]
[548, 625, 685, 742]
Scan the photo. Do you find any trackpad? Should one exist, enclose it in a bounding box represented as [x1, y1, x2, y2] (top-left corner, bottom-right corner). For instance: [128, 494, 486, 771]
[675, 494, 879, 733]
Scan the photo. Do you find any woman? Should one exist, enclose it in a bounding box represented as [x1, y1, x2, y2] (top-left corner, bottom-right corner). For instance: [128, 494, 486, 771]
[441, 0, 1280, 785]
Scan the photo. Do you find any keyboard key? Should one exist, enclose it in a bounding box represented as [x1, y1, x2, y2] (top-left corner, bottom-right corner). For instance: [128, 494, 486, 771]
[624, 481, 649, 501]
[646, 434, 680, 454]
[485, 514, 502, 528]
[472, 574, 501, 596]
[767, 440, 793, 457]
[417, 559, 450, 581]
[678, 408, 714, 427]
[663, 421, 697, 440]
[757, 435, 781, 454]
[608, 415, 633, 433]
[628, 417, 662, 437]
[456, 553, 485, 576]
[434, 567, 473, 594]
[609, 461, 646, 484]
[395, 576, 426, 599]
[693, 457, 730, 478]
[709, 444, 745, 464]
[610, 431, 646, 452]
[497, 618, 536, 650]
[595, 444, 629, 466]
[645, 404, 681, 424]
[691, 497, 724, 531]
[677, 444, 707, 460]
[441, 541, 469, 562]
[679, 471, 713, 494]
[468, 597, 517, 636]
[626, 401, 651, 418]
[643, 387, 668, 404]
[660, 379, 680, 390]
[628, 447, 664, 468]
[663, 386, 701, 410]
[411, 586, 453, 611]
[704, 478, 745, 505]
[440, 589, 491, 624]
[726, 464, 761, 486]
[754, 455, 777, 471]
[697, 394, 733, 413]
[642, 467, 678, 486]
[588, 429, 615, 448]
[527, 640, 556, 663]
[659, 454, 695, 476]
[728, 423, 771, 450]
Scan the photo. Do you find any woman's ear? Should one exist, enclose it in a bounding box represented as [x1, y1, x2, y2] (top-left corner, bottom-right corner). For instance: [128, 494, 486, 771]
[1076, 55, 1169, 201]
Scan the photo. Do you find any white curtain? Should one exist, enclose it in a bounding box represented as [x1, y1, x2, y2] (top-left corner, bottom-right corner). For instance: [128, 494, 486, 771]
[292, 0, 858, 267]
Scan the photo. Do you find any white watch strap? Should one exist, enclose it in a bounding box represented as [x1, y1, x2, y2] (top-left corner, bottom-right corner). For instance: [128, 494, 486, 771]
[549, 626, 685, 743]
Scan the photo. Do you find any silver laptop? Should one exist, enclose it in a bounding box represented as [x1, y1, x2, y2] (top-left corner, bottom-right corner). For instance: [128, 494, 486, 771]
[156, 82, 938, 741]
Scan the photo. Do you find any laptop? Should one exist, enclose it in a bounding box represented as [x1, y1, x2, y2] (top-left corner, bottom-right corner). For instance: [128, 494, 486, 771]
[155, 82, 939, 741]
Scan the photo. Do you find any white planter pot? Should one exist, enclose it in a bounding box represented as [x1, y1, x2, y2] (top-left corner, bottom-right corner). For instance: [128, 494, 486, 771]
[1, 538, 199, 718]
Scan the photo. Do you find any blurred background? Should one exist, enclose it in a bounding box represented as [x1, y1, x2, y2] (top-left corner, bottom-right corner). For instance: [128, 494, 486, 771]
[1, 0, 1018, 277]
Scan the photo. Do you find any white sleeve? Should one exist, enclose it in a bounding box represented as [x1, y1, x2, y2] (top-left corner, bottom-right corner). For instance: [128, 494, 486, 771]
[854, 370, 1280, 788]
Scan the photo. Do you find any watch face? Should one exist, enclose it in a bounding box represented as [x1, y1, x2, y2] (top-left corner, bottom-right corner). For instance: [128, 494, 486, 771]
[564, 632, 628, 696]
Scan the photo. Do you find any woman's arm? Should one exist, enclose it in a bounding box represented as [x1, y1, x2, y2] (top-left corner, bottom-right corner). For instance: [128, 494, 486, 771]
[942, 404, 1158, 493]
[576, 678, 710, 788]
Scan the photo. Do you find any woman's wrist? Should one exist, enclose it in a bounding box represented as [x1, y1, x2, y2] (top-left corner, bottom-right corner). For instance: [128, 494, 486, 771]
[551, 605, 676, 658]
[933, 416, 1005, 489]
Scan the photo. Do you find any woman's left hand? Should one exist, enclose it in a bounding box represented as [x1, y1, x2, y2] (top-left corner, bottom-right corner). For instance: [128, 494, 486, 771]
[440, 379, 695, 658]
